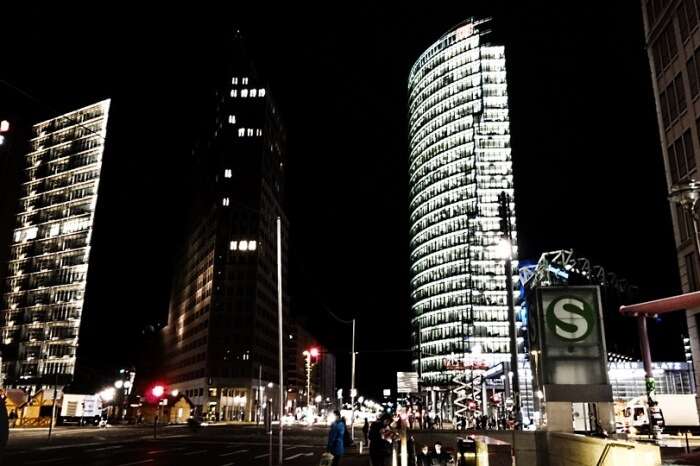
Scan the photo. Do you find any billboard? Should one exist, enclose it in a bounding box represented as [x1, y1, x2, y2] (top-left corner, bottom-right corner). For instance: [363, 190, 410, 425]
[396, 372, 419, 394]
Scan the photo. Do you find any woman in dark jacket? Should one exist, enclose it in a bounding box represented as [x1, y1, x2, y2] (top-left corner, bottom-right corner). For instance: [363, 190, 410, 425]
[327, 410, 346, 466]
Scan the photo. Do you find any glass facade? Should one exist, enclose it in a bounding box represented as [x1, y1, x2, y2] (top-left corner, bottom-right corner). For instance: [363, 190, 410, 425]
[0, 100, 110, 390]
[408, 18, 517, 387]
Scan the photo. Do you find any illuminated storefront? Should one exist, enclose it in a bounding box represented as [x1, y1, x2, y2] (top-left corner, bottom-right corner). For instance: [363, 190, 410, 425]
[408, 18, 517, 387]
[0, 100, 110, 391]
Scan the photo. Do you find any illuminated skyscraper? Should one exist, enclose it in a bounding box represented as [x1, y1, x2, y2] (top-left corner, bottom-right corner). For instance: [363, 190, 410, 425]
[408, 18, 517, 387]
[0, 100, 110, 391]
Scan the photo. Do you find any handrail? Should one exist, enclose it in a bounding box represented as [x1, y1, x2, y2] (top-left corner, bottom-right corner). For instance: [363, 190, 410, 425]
[595, 442, 634, 466]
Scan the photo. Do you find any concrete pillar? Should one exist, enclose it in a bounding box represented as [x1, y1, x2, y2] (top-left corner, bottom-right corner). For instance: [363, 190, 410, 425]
[595, 402, 615, 434]
[544, 402, 573, 432]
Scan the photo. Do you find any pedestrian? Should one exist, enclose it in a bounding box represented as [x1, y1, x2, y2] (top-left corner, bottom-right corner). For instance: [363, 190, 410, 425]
[327, 410, 345, 466]
[429, 442, 452, 466]
[362, 417, 369, 446]
[0, 395, 8, 461]
[416, 444, 431, 466]
[368, 413, 393, 466]
[434, 413, 441, 430]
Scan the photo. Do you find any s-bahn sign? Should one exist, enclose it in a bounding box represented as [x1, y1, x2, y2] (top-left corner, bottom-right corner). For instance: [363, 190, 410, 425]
[530, 286, 612, 402]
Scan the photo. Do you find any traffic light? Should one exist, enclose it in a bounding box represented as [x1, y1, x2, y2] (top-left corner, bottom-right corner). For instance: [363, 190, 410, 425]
[309, 347, 319, 358]
[151, 385, 164, 398]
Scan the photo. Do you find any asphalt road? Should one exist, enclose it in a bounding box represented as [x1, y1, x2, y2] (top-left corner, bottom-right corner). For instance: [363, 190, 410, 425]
[1, 423, 347, 466]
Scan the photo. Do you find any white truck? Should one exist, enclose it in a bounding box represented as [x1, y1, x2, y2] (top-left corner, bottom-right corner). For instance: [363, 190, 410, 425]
[58, 394, 102, 426]
[621, 394, 700, 434]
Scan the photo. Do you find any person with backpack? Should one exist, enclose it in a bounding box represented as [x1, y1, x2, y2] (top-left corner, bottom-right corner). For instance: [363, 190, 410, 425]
[326, 410, 346, 466]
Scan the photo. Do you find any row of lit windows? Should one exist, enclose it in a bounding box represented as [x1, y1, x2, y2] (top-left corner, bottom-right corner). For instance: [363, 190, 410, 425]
[410, 169, 470, 214]
[411, 113, 476, 163]
[238, 127, 262, 137]
[410, 172, 472, 212]
[411, 259, 507, 291]
[410, 100, 477, 147]
[229, 240, 257, 252]
[410, 188, 475, 227]
[22, 169, 100, 198]
[409, 39, 480, 99]
[410, 145, 472, 188]
[410, 228, 509, 264]
[409, 49, 507, 123]
[410, 74, 482, 129]
[230, 88, 266, 98]
[13, 216, 92, 243]
[413, 289, 508, 316]
[410, 206, 475, 250]
[410, 89, 482, 140]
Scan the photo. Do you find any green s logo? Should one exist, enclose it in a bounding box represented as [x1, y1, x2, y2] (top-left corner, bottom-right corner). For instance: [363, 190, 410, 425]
[545, 296, 595, 342]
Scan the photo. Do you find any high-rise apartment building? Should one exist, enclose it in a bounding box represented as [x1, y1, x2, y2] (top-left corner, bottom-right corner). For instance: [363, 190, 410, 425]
[0, 100, 111, 391]
[162, 32, 288, 421]
[408, 18, 518, 392]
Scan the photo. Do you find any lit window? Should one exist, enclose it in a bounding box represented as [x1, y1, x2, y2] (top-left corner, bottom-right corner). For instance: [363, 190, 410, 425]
[224, 169, 232, 178]
[13, 231, 21, 242]
[228, 115, 236, 124]
[230, 89, 237, 98]
[247, 128, 253, 137]
[239, 240, 249, 251]
[248, 240, 257, 251]
[242, 77, 249, 85]
[230, 241, 238, 251]
[49, 224, 60, 237]
[222, 197, 230, 206]
[232, 77, 238, 85]
[25, 227, 38, 240]
[250, 89, 257, 97]
[241, 89, 248, 98]
[256, 129, 262, 136]
[259, 88, 266, 97]
[0, 135, 4, 145]
[238, 128, 245, 137]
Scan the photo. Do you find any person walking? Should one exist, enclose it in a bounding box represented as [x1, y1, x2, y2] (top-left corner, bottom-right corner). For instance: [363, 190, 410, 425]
[327, 410, 345, 466]
[362, 417, 369, 446]
[368, 413, 393, 466]
[416, 444, 431, 466]
[429, 442, 452, 466]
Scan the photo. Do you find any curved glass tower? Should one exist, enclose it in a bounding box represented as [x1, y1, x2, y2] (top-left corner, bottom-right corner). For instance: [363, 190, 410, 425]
[409, 18, 517, 387]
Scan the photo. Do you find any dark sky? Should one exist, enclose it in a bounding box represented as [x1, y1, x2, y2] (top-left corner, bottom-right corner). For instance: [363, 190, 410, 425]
[0, 3, 686, 396]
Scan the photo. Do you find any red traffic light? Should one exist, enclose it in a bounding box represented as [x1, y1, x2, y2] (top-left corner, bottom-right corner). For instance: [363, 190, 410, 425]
[151, 385, 165, 398]
[309, 347, 319, 358]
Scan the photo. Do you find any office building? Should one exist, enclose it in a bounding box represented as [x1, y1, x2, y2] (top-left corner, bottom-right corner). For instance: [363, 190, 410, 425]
[408, 18, 518, 389]
[0, 100, 111, 391]
[641, 0, 700, 394]
[162, 32, 288, 421]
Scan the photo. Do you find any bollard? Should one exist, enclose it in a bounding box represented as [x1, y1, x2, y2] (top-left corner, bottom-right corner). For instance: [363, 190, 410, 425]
[686, 431, 691, 454]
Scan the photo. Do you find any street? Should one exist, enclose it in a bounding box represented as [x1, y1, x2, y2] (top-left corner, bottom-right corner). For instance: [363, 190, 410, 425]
[2, 424, 355, 466]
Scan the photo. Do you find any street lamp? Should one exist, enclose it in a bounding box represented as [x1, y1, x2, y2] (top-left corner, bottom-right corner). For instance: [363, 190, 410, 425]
[669, 179, 700, 259]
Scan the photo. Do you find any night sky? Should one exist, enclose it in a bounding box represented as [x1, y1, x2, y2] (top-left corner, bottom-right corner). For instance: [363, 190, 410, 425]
[0, 3, 685, 397]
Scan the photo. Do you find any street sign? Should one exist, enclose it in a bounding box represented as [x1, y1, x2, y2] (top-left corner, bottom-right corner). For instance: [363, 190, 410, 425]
[396, 372, 418, 393]
[531, 286, 612, 402]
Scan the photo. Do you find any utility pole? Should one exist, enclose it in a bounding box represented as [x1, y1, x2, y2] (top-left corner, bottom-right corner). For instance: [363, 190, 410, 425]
[350, 318, 356, 440]
[276, 216, 284, 465]
[498, 191, 520, 428]
[258, 363, 262, 426]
